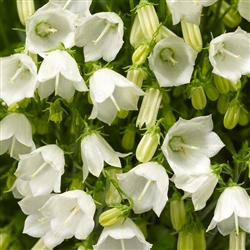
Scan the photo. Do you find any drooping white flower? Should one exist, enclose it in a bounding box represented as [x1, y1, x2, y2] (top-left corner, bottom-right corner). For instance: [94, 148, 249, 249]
[37, 49, 88, 100]
[0, 113, 35, 160]
[0, 53, 37, 106]
[117, 162, 169, 217]
[14, 144, 65, 197]
[166, 0, 217, 25]
[172, 166, 219, 211]
[81, 131, 127, 181]
[75, 12, 124, 62]
[238, 0, 250, 22]
[89, 68, 144, 125]
[8, 178, 32, 199]
[93, 218, 152, 250]
[207, 186, 250, 236]
[51, 0, 92, 18]
[209, 27, 250, 83]
[161, 115, 224, 176]
[148, 36, 197, 87]
[39, 190, 95, 249]
[25, 2, 77, 57]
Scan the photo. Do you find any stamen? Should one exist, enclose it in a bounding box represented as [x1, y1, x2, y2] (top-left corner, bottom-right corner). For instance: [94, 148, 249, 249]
[160, 48, 178, 66]
[110, 94, 121, 111]
[120, 238, 126, 250]
[54, 74, 60, 96]
[234, 213, 239, 236]
[9, 65, 25, 83]
[63, 204, 79, 225]
[36, 22, 58, 37]
[218, 44, 242, 61]
[169, 136, 199, 154]
[62, 0, 71, 10]
[93, 22, 112, 45]
[10, 137, 16, 157]
[137, 179, 154, 203]
[29, 161, 48, 179]
[38, 217, 48, 223]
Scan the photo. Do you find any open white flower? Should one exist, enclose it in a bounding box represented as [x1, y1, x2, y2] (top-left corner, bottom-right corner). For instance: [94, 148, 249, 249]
[39, 190, 95, 249]
[209, 27, 250, 83]
[75, 12, 124, 62]
[166, 0, 217, 25]
[0, 53, 37, 106]
[81, 132, 127, 181]
[238, 0, 250, 22]
[207, 186, 250, 236]
[25, 2, 76, 57]
[37, 49, 88, 100]
[117, 162, 169, 217]
[162, 115, 224, 176]
[93, 218, 152, 250]
[14, 144, 65, 197]
[0, 113, 35, 160]
[148, 36, 197, 87]
[89, 68, 144, 125]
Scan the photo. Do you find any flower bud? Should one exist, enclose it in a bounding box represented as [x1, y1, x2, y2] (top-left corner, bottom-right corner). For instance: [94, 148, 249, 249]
[170, 198, 186, 231]
[132, 44, 151, 65]
[181, 20, 202, 52]
[99, 207, 125, 227]
[217, 94, 231, 114]
[229, 231, 246, 250]
[177, 231, 193, 250]
[238, 108, 249, 126]
[163, 108, 176, 126]
[191, 86, 207, 110]
[45, 99, 67, 123]
[122, 126, 136, 150]
[136, 127, 160, 162]
[130, 14, 146, 48]
[213, 74, 230, 94]
[0, 231, 11, 250]
[228, 79, 242, 92]
[117, 109, 129, 119]
[204, 82, 219, 101]
[16, 0, 35, 26]
[223, 105, 241, 130]
[69, 178, 84, 191]
[160, 25, 177, 39]
[193, 229, 206, 250]
[126, 68, 146, 88]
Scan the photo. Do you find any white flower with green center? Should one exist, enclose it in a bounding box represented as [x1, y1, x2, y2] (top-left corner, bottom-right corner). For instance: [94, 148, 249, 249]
[209, 27, 250, 83]
[14, 145, 65, 197]
[207, 186, 250, 236]
[37, 49, 88, 100]
[51, 0, 92, 18]
[25, 2, 76, 57]
[39, 190, 95, 249]
[166, 0, 217, 25]
[148, 36, 197, 87]
[75, 12, 124, 62]
[117, 162, 169, 217]
[161, 115, 224, 176]
[89, 68, 144, 125]
[81, 132, 127, 181]
[238, 0, 250, 22]
[93, 218, 152, 250]
[0, 53, 37, 106]
[0, 113, 35, 160]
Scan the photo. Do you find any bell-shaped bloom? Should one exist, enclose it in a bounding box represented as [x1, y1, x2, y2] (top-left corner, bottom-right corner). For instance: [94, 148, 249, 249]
[0, 113, 35, 160]
[81, 132, 127, 181]
[209, 27, 250, 83]
[89, 68, 144, 125]
[166, 0, 217, 25]
[117, 162, 169, 217]
[207, 186, 250, 236]
[93, 218, 152, 250]
[14, 144, 65, 197]
[25, 2, 76, 57]
[161, 115, 224, 176]
[51, 0, 92, 18]
[37, 49, 88, 100]
[0, 53, 37, 106]
[39, 190, 95, 249]
[75, 12, 124, 62]
[8, 178, 32, 199]
[172, 167, 219, 211]
[238, 0, 250, 22]
[148, 36, 197, 87]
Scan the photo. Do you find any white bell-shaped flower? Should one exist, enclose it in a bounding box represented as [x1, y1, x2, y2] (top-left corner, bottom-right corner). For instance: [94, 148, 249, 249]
[207, 186, 250, 236]
[14, 144, 65, 197]
[75, 12, 124, 62]
[39, 190, 95, 249]
[81, 131, 127, 181]
[89, 68, 144, 125]
[8, 178, 32, 199]
[209, 27, 250, 83]
[25, 2, 76, 57]
[117, 162, 169, 217]
[238, 0, 250, 22]
[162, 115, 224, 176]
[37, 49, 88, 100]
[172, 166, 219, 211]
[166, 0, 217, 25]
[148, 36, 197, 87]
[93, 218, 152, 250]
[0, 53, 37, 106]
[51, 0, 92, 18]
[0, 113, 35, 160]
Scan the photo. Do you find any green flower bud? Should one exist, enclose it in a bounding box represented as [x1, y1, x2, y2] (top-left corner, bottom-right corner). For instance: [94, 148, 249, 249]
[223, 105, 241, 130]
[213, 74, 230, 94]
[177, 231, 193, 250]
[45, 99, 67, 123]
[126, 68, 147, 88]
[217, 94, 231, 114]
[170, 198, 186, 231]
[191, 86, 207, 110]
[99, 207, 126, 227]
[193, 229, 206, 250]
[122, 126, 136, 150]
[229, 231, 246, 250]
[204, 82, 219, 101]
[228, 79, 242, 92]
[132, 44, 151, 65]
[130, 14, 146, 48]
[163, 108, 176, 126]
[160, 25, 177, 39]
[117, 109, 129, 119]
[16, 0, 35, 26]
[0, 231, 11, 250]
[238, 108, 249, 126]
[69, 178, 84, 191]
[181, 20, 202, 52]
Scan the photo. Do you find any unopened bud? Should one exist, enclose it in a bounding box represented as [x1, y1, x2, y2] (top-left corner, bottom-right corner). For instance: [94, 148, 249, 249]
[229, 231, 246, 250]
[228, 79, 242, 92]
[177, 231, 193, 250]
[160, 25, 177, 39]
[132, 44, 151, 65]
[164, 108, 176, 126]
[122, 125, 136, 150]
[126, 68, 147, 88]
[223, 105, 241, 130]
[45, 100, 67, 123]
[130, 14, 146, 48]
[213, 74, 230, 94]
[191, 86, 207, 110]
[99, 207, 125, 227]
[238, 108, 249, 126]
[217, 94, 231, 114]
[16, 0, 35, 26]
[117, 109, 129, 119]
[204, 82, 219, 101]
[193, 229, 206, 250]
[170, 198, 186, 231]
